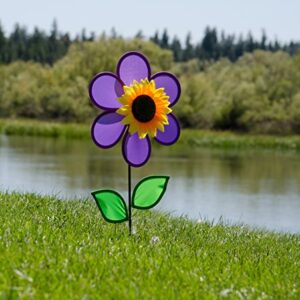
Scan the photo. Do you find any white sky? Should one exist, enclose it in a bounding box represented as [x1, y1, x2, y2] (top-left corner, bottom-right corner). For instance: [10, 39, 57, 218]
[0, 0, 299, 43]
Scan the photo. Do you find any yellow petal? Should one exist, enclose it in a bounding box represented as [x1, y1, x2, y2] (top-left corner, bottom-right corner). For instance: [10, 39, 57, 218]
[138, 131, 147, 139]
[157, 122, 165, 132]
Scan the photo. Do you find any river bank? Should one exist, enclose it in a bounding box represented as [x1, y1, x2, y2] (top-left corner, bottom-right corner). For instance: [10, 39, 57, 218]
[1, 118, 300, 150]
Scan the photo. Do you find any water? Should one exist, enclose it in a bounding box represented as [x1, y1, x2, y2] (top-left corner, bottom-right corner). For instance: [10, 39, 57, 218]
[1, 135, 300, 233]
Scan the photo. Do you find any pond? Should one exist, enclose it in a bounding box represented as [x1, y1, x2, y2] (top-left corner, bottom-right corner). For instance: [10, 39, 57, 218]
[1, 134, 300, 233]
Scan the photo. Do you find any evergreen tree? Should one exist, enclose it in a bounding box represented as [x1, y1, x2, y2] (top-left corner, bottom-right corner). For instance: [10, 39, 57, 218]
[183, 32, 194, 61]
[171, 36, 182, 61]
[9, 24, 20, 61]
[62, 33, 71, 48]
[150, 31, 160, 45]
[260, 30, 267, 50]
[222, 34, 236, 61]
[88, 31, 96, 41]
[219, 30, 227, 58]
[81, 28, 87, 42]
[29, 27, 47, 62]
[288, 41, 298, 55]
[0, 22, 6, 63]
[110, 27, 118, 39]
[235, 34, 245, 59]
[161, 29, 169, 49]
[135, 30, 144, 39]
[245, 32, 255, 53]
[47, 19, 59, 64]
[194, 42, 203, 60]
[274, 39, 281, 51]
[201, 27, 218, 60]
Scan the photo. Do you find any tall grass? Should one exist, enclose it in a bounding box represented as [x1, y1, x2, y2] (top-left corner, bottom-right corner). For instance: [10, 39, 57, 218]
[0, 119, 88, 139]
[182, 129, 300, 150]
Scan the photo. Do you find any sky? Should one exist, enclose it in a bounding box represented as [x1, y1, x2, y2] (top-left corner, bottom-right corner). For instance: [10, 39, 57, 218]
[1, 0, 300, 43]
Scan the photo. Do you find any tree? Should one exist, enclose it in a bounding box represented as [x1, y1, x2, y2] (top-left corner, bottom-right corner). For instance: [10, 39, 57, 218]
[29, 27, 47, 62]
[260, 29, 267, 50]
[222, 34, 236, 61]
[170, 36, 182, 61]
[161, 29, 169, 49]
[183, 32, 194, 61]
[110, 27, 118, 39]
[135, 30, 144, 40]
[0, 22, 6, 63]
[88, 31, 96, 41]
[235, 34, 245, 59]
[201, 27, 218, 60]
[81, 28, 87, 42]
[47, 19, 60, 64]
[150, 31, 159, 45]
[245, 32, 255, 53]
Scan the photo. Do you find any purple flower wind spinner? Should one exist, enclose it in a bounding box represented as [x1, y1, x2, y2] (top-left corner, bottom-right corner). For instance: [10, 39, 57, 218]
[89, 51, 181, 234]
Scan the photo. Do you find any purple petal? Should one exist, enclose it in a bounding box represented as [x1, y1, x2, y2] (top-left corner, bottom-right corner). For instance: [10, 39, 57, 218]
[89, 72, 123, 110]
[92, 112, 126, 148]
[117, 52, 151, 86]
[122, 132, 151, 167]
[155, 114, 180, 145]
[151, 72, 181, 107]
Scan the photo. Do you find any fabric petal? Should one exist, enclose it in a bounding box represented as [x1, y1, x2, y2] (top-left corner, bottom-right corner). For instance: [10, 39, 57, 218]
[92, 112, 126, 148]
[151, 72, 181, 107]
[117, 52, 151, 86]
[89, 72, 123, 110]
[155, 114, 180, 145]
[122, 132, 151, 167]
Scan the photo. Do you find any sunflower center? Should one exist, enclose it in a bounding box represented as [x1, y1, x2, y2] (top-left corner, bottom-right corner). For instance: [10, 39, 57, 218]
[117, 78, 172, 138]
[132, 95, 156, 123]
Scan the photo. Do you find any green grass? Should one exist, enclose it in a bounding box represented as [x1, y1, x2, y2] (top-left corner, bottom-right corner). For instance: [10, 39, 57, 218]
[0, 119, 88, 139]
[182, 129, 300, 150]
[1, 118, 300, 150]
[0, 193, 299, 299]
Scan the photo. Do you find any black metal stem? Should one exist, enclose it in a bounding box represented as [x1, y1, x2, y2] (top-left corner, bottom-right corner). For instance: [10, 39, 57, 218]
[128, 164, 132, 235]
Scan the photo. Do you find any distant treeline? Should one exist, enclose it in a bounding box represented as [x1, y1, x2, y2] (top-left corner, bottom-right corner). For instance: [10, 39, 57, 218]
[0, 21, 300, 65]
[150, 27, 300, 62]
[0, 21, 95, 65]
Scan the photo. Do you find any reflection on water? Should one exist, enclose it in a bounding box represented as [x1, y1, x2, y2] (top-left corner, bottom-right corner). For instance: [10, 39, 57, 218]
[1, 135, 300, 233]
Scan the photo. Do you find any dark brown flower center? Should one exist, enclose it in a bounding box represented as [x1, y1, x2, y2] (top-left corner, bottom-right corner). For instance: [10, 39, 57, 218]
[132, 95, 156, 123]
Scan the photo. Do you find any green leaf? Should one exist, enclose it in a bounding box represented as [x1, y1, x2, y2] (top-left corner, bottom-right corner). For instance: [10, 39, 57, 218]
[132, 176, 170, 209]
[91, 190, 128, 223]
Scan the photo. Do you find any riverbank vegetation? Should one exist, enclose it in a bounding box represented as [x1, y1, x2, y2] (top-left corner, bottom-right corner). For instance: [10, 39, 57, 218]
[1, 37, 300, 135]
[2, 118, 300, 150]
[1, 192, 299, 299]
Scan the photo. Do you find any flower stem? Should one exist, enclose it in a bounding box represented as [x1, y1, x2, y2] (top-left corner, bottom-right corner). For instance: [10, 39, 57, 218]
[128, 164, 132, 235]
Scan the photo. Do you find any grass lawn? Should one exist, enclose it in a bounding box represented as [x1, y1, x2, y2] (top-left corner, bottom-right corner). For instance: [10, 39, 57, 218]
[1, 118, 300, 150]
[0, 193, 299, 299]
